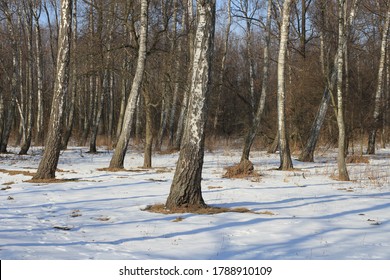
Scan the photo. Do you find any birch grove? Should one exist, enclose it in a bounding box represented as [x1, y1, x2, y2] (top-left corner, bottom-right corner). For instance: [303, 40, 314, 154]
[0, 0, 389, 182]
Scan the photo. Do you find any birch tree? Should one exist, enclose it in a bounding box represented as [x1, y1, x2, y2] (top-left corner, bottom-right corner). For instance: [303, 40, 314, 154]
[240, 0, 272, 162]
[109, 0, 148, 169]
[299, 0, 359, 162]
[277, 0, 294, 170]
[33, 0, 73, 180]
[367, 5, 390, 155]
[165, 0, 216, 210]
[336, 0, 349, 181]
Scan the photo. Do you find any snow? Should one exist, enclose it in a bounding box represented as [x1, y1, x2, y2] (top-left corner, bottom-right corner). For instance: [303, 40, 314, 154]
[1, 146, 390, 260]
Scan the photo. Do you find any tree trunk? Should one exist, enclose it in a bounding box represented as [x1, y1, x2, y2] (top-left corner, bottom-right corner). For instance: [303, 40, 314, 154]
[240, 0, 271, 162]
[336, 0, 349, 181]
[213, 0, 231, 136]
[61, 0, 78, 150]
[1, 2, 18, 153]
[367, 7, 390, 154]
[174, 0, 195, 150]
[109, 0, 149, 169]
[33, 2, 44, 145]
[143, 84, 153, 168]
[299, 0, 359, 162]
[165, 0, 216, 210]
[33, 0, 73, 180]
[277, 0, 293, 170]
[19, 4, 34, 155]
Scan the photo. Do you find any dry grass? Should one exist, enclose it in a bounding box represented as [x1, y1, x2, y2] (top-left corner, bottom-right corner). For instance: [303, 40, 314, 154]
[26, 178, 79, 184]
[143, 204, 273, 215]
[0, 169, 35, 176]
[172, 217, 185, 222]
[97, 167, 126, 172]
[207, 186, 224, 190]
[346, 154, 370, 164]
[223, 160, 255, 178]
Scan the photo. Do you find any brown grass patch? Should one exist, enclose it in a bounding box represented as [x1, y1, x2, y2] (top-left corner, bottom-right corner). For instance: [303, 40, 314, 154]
[0, 169, 35, 176]
[207, 186, 224, 190]
[258, 210, 276, 215]
[143, 204, 263, 215]
[26, 178, 79, 184]
[223, 160, 255, 178]
[1, 186, 12, 190]
[97, 167, 126, 172]
[346, 155, 369, 164]
[172, 217, 185, 222]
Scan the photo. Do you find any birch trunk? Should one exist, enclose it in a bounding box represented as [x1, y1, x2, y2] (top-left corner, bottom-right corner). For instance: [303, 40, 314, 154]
[336, 0, 349, 181]
[33, 2, 44, 145]
[174, 0, 195, 149]
[19, 4, 34, 155]
[299, 0, 359, 162]
[165, 0, 216, 210]
[143, 83, 153, 168]
[241, 0, 271, 162]
[61, 0, 78, 149]
[168, 0, 185, 147]
[116, 58, 130, 142]
[277, 0, 293, 170]
[367, 7, 390, 154]
[109, 0, 148, 169]
[33, 0, 73, 179]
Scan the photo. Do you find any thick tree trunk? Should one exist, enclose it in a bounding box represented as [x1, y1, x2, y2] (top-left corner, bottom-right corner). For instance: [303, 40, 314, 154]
[109, 0, 148, 169]
[33, 0, 73, 180]
[165, 0, 216, 210]
[277, 0, 293, 170]
[367, 7, 390, 154]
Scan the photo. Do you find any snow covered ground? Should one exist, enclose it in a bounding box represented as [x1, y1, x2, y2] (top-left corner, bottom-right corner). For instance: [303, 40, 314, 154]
[1, 146, 390, 260]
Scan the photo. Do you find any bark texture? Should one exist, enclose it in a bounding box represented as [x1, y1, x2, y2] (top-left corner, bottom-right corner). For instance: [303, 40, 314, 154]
[165, 0, 216, 210]
[277, 0, 293, 170]
[109, 0, 148, 169]
[33, 0, 73, 179]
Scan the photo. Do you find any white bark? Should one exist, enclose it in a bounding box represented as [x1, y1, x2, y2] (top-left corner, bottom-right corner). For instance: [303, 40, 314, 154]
[33, 0, 73, 179]
[109, 0, 148, 169]
[336, 0, 349, 181]
[166, 0, 216, 210]
[277, 0, 293, 170]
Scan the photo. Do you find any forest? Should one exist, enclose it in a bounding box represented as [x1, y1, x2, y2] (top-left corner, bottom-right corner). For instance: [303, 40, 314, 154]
[1, 0, 390, 261]
[1, 0, 389, 203]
